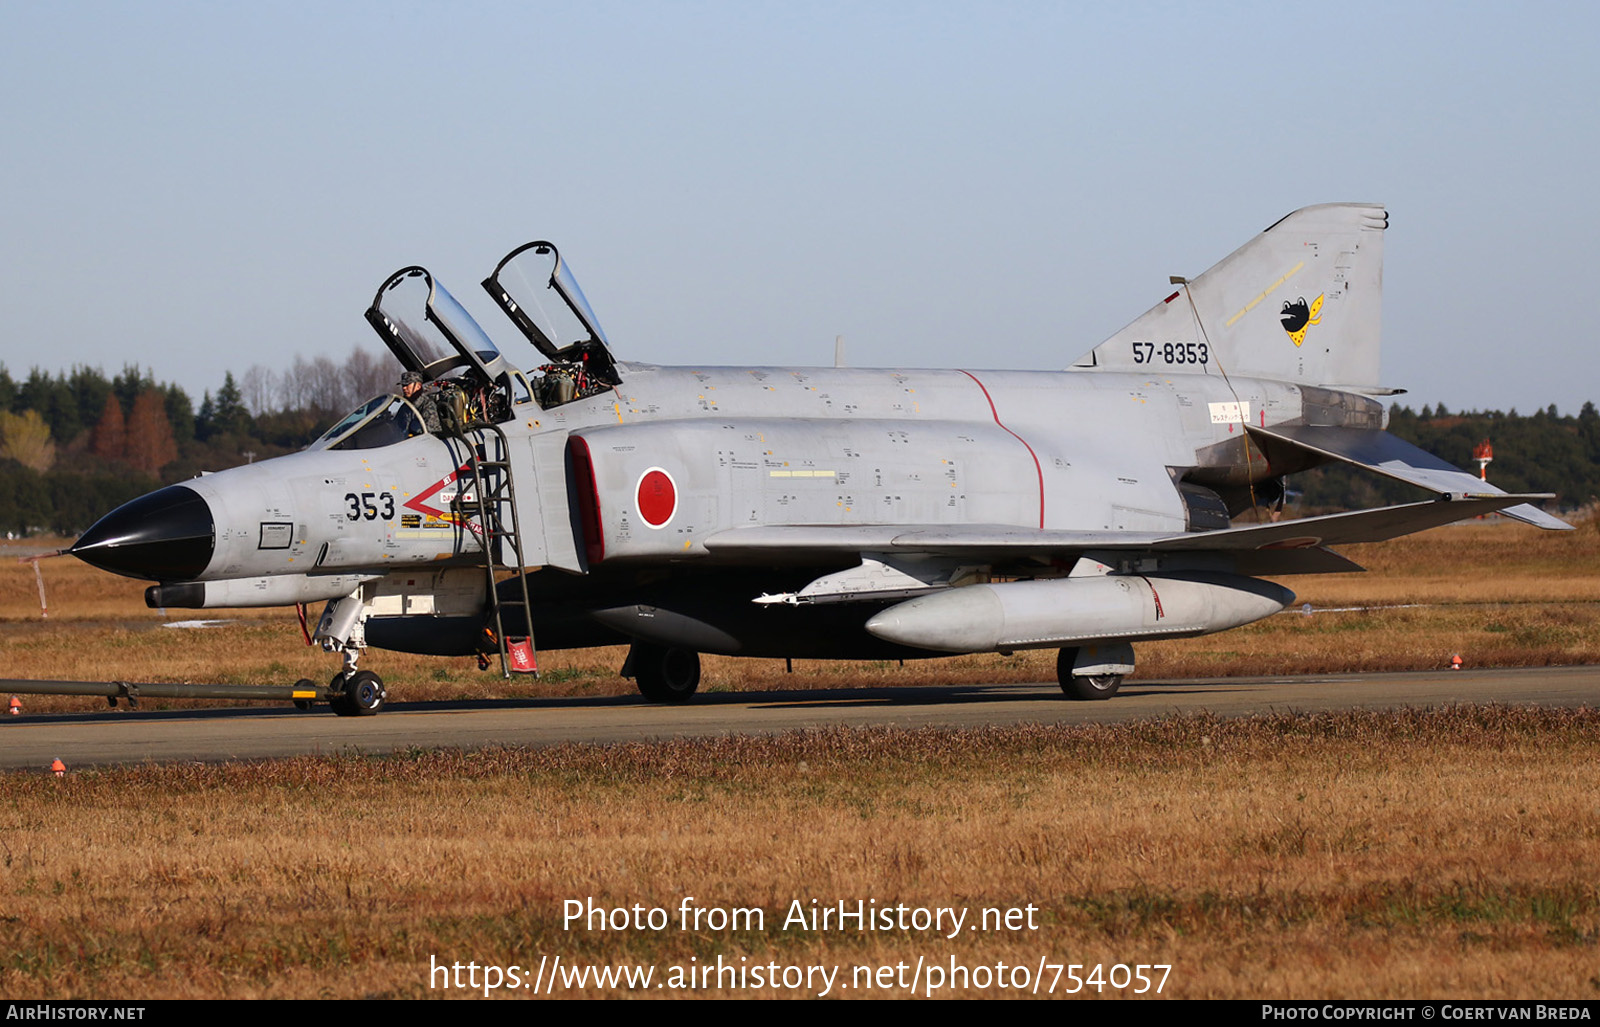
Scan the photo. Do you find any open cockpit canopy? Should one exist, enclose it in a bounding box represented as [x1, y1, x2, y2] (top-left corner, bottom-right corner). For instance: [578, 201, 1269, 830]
[364, 243, 620, 414]
[483, 241, 620, 388]
[364, 267, 531, 418]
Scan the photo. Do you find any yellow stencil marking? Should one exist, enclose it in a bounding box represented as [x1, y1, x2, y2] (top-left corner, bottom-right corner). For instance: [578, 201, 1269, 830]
[1225, 261, 1305, 327]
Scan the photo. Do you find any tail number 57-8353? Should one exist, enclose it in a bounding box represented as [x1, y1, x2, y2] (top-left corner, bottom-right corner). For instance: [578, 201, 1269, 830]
[1131, 341, 1208, 365]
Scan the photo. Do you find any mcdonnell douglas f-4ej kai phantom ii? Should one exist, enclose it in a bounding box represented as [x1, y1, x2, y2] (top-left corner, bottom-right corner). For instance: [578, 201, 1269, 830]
[67, 204, 1571, 714]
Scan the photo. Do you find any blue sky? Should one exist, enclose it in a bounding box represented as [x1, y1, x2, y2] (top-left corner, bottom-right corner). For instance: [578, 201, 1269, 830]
[3, 1, 1595, 415]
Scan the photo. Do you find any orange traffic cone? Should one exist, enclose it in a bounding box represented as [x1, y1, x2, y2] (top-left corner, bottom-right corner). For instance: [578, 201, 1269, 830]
[50, 758, 65, 778]
[8, 696, 18, 716]
[1451, 653, 1463, 671]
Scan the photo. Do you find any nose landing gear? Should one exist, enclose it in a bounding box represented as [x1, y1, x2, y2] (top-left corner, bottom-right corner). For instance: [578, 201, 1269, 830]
[314, 587, 387, 716]
[329, 669, 388, 716]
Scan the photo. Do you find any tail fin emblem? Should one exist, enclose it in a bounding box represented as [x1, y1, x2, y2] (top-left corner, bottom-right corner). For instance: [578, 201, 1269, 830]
[1280, 294, 1324, 347]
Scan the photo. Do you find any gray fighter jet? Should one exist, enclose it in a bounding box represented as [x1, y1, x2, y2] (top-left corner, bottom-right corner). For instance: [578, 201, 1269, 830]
[69, 204, 1570, 714]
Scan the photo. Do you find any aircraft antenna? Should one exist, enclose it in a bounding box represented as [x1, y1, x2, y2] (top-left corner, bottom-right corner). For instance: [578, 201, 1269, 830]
[1170, 275, 1263, 520]
[834, 334, 845, 368]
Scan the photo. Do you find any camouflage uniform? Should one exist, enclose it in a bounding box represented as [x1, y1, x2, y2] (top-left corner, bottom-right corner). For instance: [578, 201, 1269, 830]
[400, 372, 442, 433]
[413, 391, 442, 433]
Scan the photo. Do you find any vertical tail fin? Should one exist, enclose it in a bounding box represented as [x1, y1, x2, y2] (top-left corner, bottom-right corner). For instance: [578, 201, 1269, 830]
[1072, 203, 1388, 389]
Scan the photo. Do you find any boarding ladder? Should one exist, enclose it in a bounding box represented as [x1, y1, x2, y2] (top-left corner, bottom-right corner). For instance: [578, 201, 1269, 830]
[453, 422, 538, 679]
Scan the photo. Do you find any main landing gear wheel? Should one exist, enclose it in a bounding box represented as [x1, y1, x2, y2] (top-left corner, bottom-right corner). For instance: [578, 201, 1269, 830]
[631, 643, 701, 704]
[1056, 647, 1122, 701]
[329, 670, 387, 716]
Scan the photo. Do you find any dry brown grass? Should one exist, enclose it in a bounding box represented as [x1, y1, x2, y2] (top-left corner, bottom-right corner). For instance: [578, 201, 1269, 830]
[3, 516, 1598, 713]
[3, 708, 1599, 998]
[4, 522, 1598, 999]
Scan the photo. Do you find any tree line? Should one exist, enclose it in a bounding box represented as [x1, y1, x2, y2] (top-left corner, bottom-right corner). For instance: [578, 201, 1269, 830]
[0, 358, 1595, 536]
[0, 349, 396, 535]
[1295, 402, 1600, 514]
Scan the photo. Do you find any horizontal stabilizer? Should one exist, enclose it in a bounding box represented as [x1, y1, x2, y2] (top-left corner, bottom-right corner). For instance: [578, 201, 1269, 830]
[1250, 424, 1572, 531]
[1146, 494, 1553, 548]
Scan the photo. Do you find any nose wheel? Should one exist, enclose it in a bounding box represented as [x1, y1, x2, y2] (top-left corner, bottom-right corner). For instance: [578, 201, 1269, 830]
[329, 670, 387, 716]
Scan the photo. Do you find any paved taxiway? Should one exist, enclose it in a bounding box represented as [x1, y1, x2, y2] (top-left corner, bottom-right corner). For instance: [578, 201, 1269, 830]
[3, 665, 1597, 770]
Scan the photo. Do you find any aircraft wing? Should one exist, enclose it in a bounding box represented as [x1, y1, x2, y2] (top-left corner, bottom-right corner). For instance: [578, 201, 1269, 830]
[704, 493, 1550, 561]
[1249, 424, 1572, 531]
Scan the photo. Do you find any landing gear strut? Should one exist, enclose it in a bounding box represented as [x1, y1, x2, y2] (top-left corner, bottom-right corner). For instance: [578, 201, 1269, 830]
[315, 587, 387, 715]
[625, 642, 701, 703]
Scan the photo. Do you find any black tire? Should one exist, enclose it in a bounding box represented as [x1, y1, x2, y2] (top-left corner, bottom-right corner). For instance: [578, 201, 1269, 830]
[330, 670, 387, 716]
[1056, 646, 1123, 701]
[1061, 673, 1123, 701]
[1054, 647, 1078, 694]
[632, 643, 701, 703]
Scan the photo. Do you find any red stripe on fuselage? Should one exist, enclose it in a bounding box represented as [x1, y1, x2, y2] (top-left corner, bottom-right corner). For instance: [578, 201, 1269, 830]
[404, 462, 473, 520]
[959, 370, 1045, 529]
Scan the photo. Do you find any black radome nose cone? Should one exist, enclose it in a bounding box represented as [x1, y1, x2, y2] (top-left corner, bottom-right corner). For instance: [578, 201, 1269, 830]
[70, 485, 215, 581]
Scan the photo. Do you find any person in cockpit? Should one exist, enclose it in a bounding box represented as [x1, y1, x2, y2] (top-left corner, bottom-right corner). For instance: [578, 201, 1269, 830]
[399, 371, 442, 433]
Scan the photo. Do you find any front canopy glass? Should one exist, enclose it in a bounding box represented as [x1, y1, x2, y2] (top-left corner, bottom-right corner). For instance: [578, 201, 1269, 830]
[306, 394, 426, 451]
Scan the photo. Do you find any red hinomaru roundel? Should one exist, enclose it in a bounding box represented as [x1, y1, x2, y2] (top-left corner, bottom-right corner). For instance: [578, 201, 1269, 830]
[635, 467, 677, 528]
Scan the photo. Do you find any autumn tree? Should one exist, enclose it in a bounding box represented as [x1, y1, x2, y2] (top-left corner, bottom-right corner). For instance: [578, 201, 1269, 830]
[111, 365, 156, 416]
[91, 393, 126, 461]
[124, 389, 178, 473]
[0, 409, 57, 471]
